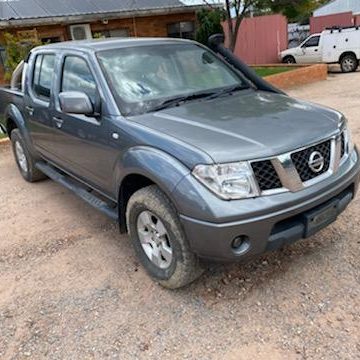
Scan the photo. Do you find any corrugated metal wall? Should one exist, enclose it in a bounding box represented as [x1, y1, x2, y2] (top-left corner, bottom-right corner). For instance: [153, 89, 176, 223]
[224, 14, 288, 64]
[310, 12, 354, 33]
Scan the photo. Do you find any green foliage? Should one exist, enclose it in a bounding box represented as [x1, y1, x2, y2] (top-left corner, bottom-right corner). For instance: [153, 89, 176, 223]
[195, 8, 225, 46]
[2, 32, 42, 80]
[264, 0, 329, 22]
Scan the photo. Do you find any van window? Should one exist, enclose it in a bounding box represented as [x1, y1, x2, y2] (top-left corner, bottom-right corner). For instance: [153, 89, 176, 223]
[33, 54, 56, 100]
[303, 36, 320, 48]
[61, 56, 97, 104]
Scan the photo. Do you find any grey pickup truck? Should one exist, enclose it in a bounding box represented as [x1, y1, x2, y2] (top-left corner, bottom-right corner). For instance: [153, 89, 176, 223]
[0, 36, 359, 288]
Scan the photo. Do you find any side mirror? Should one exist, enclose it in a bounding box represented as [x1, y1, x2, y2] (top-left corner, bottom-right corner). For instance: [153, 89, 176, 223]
[59, 91, 94, 115]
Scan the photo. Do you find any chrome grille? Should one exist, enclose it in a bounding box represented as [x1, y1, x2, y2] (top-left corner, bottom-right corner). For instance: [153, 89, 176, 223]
[251, 160, 282, 191]
[291, 140, 331, 182]
[251, 132, 347, 194]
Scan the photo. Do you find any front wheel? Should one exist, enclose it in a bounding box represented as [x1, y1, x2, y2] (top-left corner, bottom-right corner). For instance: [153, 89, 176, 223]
[282, 55, 296, 64]
[340, 54, 358, 73]
[126, 185, 203, 289]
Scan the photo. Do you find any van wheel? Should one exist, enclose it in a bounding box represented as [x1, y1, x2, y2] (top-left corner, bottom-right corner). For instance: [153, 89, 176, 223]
[11, 129, 46, 182]
[283, 56, 296, 64]
[126, 185, 203, 289]
[340, 54, 358, 73]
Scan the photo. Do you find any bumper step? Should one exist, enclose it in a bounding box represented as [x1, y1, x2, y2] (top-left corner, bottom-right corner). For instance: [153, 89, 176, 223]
[36, 162, 118, 221]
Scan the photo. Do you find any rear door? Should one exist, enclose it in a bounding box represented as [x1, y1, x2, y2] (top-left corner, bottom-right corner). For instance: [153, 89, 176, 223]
[49, 53, 116, 193]
[24, 52, 57, 155]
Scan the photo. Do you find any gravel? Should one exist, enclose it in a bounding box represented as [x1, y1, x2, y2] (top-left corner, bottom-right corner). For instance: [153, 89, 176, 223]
[0, 72, 359, 359]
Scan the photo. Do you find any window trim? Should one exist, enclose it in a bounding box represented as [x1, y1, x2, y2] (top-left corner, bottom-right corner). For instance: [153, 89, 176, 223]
[302, 35, 320, 48]
[30, 52, 57, 104]
[57, 53, 101, 118]
[60, 54, 97, 100]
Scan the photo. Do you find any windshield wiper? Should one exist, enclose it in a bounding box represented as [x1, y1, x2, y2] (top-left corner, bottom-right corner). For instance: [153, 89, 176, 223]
[205, 84, 249, 101]
[150, 91, 216, 112]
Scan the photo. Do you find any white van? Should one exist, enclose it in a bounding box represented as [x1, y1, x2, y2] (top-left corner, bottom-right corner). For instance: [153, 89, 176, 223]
[280, 26, 360, 73]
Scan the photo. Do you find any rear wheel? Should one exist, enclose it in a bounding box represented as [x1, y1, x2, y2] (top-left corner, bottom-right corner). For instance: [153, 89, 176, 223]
[340, 54, 358, 73]
[11, 129, 46, 182]
[283, 55, 296, 64]
[126, 185, 203, 289]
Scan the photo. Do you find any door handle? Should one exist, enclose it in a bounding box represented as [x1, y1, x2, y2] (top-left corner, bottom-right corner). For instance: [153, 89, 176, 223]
[26, 106, 34, 116]
[53, 117, 64, 129]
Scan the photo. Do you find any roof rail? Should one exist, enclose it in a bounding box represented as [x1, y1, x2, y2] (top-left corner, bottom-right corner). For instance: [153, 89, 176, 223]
[325, 25, 360, 33]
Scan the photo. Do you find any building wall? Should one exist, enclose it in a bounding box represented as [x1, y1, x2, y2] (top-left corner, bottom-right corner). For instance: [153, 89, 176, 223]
[224, 14, 288, 64]
[0, 12, 196, 43]
[310, 12, 354, 33]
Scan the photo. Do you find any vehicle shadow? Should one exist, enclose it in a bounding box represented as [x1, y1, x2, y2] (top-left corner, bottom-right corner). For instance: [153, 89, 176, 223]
[181, 225, 343, 301]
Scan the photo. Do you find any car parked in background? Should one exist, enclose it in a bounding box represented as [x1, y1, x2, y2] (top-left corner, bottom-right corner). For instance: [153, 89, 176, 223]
[280, 26, 360, 73]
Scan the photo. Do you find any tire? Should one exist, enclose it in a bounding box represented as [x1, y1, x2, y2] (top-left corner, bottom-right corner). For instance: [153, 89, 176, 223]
[283, 56, 296, 64]
[126, 185, 203, 289]
[10, 129, 46, 182]
[340, 54, 358, 73]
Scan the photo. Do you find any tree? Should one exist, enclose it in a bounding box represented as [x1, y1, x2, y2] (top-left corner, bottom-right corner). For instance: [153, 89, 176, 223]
[264, 0, 330, 22]
[195, 8, 225, 45]
[224, 0, 261, 52]
[2, 33, 42, 80]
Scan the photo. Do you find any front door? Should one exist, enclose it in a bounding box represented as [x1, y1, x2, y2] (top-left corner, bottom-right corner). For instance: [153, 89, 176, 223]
[49, 55, 116, 194]
[297, 35, 321, 64]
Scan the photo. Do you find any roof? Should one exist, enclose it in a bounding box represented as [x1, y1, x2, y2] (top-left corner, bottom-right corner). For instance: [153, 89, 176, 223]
[34, 37, 194, 53]
[0, 0, 192, 21]
[313, 0, 360, 17]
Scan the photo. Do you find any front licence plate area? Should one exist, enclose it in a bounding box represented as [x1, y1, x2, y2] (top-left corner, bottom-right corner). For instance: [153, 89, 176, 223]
[302, 190, 353, 237]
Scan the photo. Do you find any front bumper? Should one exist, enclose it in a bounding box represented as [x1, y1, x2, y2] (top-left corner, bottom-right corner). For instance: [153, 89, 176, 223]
[175, 149, 360, 262]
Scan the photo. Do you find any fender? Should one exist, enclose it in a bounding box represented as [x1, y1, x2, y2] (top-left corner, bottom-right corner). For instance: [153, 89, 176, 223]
[5, 103, 37, 156]
[114, 146, 191, 203]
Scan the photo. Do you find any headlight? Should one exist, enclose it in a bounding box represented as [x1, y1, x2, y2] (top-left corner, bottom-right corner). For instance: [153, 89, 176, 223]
[192, 162, 259, 200]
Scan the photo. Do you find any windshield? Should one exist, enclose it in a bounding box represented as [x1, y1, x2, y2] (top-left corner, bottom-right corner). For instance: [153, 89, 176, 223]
[97, 43, 249, 116]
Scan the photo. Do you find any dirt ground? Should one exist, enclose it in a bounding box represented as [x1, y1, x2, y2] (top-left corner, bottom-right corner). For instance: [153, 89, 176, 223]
[0, 72, 360, 360]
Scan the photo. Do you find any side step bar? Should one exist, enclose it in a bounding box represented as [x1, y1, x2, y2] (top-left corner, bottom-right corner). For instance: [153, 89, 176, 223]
[36, 162, 118, 221]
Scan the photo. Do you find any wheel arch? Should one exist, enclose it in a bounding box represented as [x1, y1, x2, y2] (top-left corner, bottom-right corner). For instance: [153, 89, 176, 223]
[282, 55, 296, 63]
[5, 104, 38, 156]
[339, 51, 358, 63]
[116, 146, 191, 233]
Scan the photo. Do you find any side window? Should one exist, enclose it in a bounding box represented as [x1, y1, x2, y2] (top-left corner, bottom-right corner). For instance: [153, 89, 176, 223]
[303, 36, 320, 48]
[33, 54, 56, 100]
[61, 56, 97, 104]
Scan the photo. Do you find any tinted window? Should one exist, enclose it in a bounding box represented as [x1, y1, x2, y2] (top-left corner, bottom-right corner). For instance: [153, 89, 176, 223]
[33, 54, 56, 100]
[303, 36, 320, 47]
[61, 56, 97, 103]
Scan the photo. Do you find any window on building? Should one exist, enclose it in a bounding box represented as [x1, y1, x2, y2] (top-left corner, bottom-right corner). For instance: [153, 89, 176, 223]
[93, 29, 129, 38]
[61, 56, 97, 104]
[167, 21, 195, 39]
[32, 54, 56, 100]
[0, 47, 6, 68]
[41, 37, 61, 44]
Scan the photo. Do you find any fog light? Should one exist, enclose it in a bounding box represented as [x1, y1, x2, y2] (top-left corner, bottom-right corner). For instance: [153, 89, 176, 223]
[231, 235, 250, 254]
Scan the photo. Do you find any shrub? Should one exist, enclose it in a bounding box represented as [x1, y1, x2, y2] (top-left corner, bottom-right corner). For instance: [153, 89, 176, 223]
[2, 32, 42, 80]
[195, 8, 225, 46]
